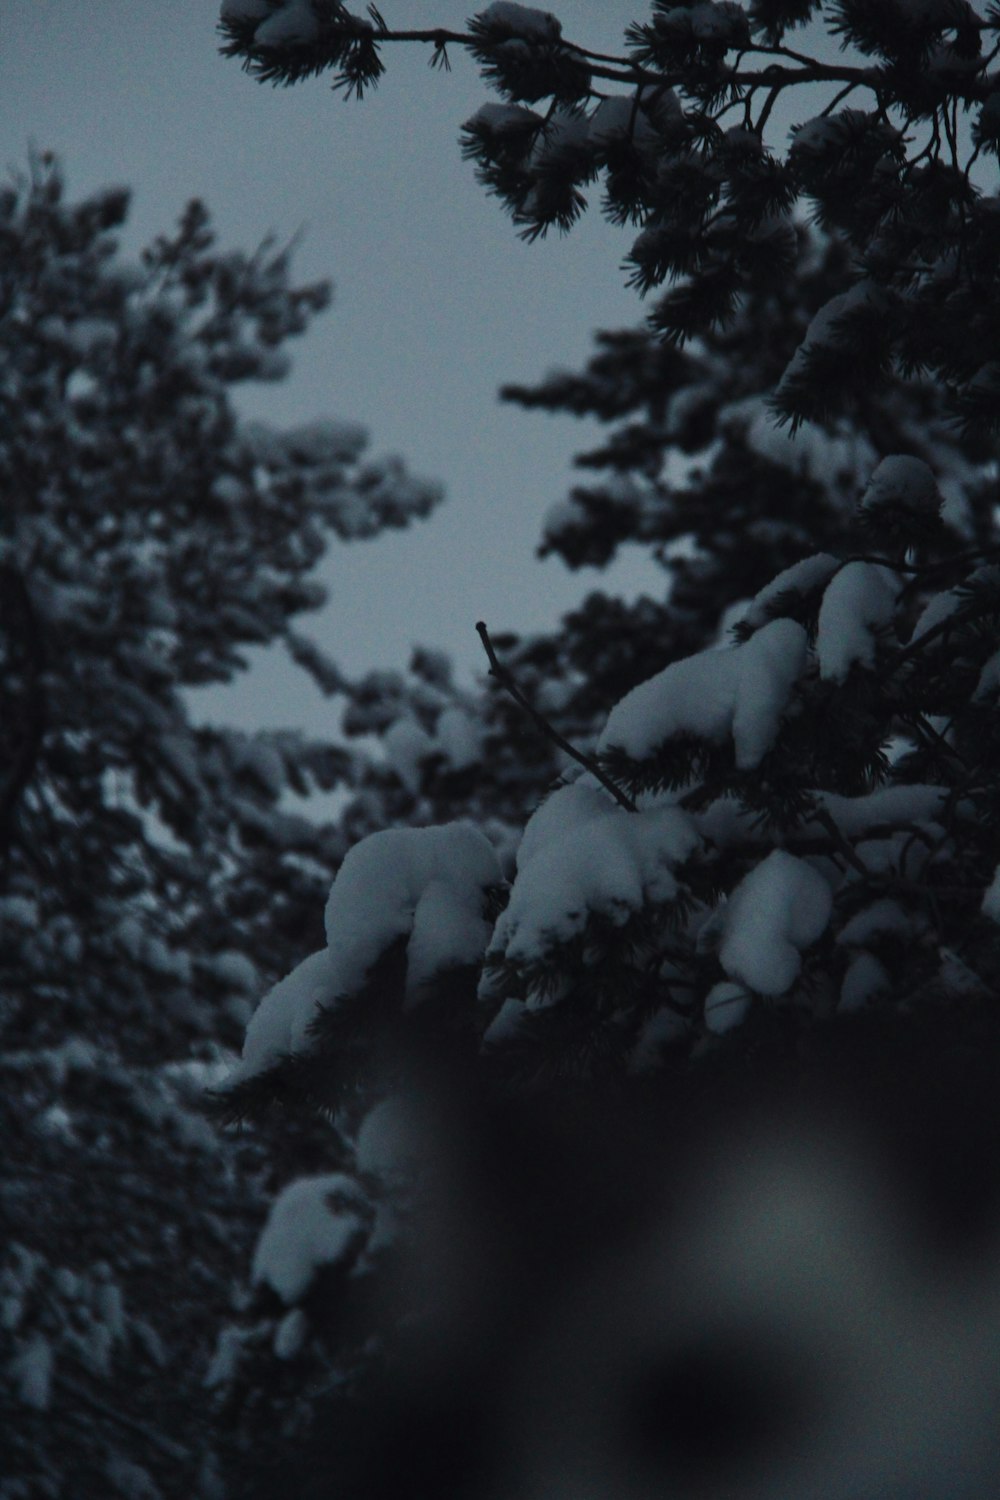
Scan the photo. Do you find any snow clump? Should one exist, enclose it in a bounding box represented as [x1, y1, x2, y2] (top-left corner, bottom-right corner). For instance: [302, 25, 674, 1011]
[719, 850, 833, 996]
[598, 617, 808, 769]
[230, 950, 340, 1087]
[228, 822, 501, 1083]
[704, 981, 752, 1034]
[476, 3, 562, 39]
[816, 562, 901, 680]
[252, 0, 319, 48]
[740, 553, 840, 630]
[860, 455, 940, 520]
[484, 780, 699, 969]
[252, 1175, 369, 1304]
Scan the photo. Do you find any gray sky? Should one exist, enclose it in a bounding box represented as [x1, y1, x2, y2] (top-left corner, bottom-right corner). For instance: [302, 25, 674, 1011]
[2, 1, 666, 733]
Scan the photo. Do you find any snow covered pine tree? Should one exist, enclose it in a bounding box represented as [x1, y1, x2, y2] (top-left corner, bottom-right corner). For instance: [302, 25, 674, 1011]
[216, 4, 1000, 1496]
[0, 156, 442, 1496]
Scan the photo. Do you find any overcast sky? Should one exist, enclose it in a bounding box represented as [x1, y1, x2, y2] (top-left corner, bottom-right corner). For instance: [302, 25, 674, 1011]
[2, 1, 670, 733]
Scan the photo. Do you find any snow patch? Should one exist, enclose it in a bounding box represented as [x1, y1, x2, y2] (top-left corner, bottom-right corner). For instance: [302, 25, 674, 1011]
[816, 562, 901, 680]
[588, 95, 636, 147]
[910, 587, 962, 641]
[254, 0, 320, 48]
[815, 784, 947, 836]
[466, 101, 544, 137]
[252, 1175, 369, 1304]
[476, 2, 562, 39]
[741, 553, 840, 630]
[840, 951, 890, 1011]
[230, 823, 501, 1083]
[836, 899, 911, 946]
[233, 949, 341, 1085]
[720, 398, 876, 491]
[860, 455, 940, 518]
[273, 1308, 309, 1360]
[776, 281, 887, 397]
[704, 981, 751, 1034]
[483, 995, 528, 1045]
[204, 1325, 248, 1389]
[105, 1455, 162, 1500]
[485, 781, 699, 967]
[719, 851, 832, 995]
[629, 1006, 687, 1071]
[599, 617, 808, 769]
[976, 648, 1000, 700]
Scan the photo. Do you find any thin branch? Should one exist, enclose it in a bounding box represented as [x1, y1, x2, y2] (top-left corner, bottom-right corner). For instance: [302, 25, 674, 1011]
[820, 79, 862, 117]
[330, 25, 879, 92]
[475, 621, 636, 811]
[904, 711, 970, 773]
[755, 85, 781, 136]
[964, 138, 984, 185]
[942, 95, 960, 172]
[754, 41, 834, 69]
[56, 1369, 192, 1463]
[811, 805, 871, 878]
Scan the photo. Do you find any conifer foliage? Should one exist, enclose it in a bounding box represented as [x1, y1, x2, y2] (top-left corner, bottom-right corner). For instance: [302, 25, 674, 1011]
[0, 156, 441, 1496]
[221, 0, 1000, 428]
[210, 6, 1000, 1495]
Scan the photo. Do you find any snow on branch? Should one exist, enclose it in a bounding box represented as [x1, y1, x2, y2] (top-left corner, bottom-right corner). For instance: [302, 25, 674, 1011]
[223, 821, 502, 1089]
[598, 617, 808, 772]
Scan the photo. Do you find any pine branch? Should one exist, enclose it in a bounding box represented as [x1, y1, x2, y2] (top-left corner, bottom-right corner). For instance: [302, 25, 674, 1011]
[222, 17, 887, 97]
[475, 620, 636, 812]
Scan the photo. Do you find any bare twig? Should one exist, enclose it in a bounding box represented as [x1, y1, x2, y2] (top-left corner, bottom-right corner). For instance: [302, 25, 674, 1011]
[475, 621, 636, 811]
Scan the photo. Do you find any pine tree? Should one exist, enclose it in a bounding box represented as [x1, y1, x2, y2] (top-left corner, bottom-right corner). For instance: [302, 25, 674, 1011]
[211, 6, 1000, 1495]
[0, 155, 441, 1498]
